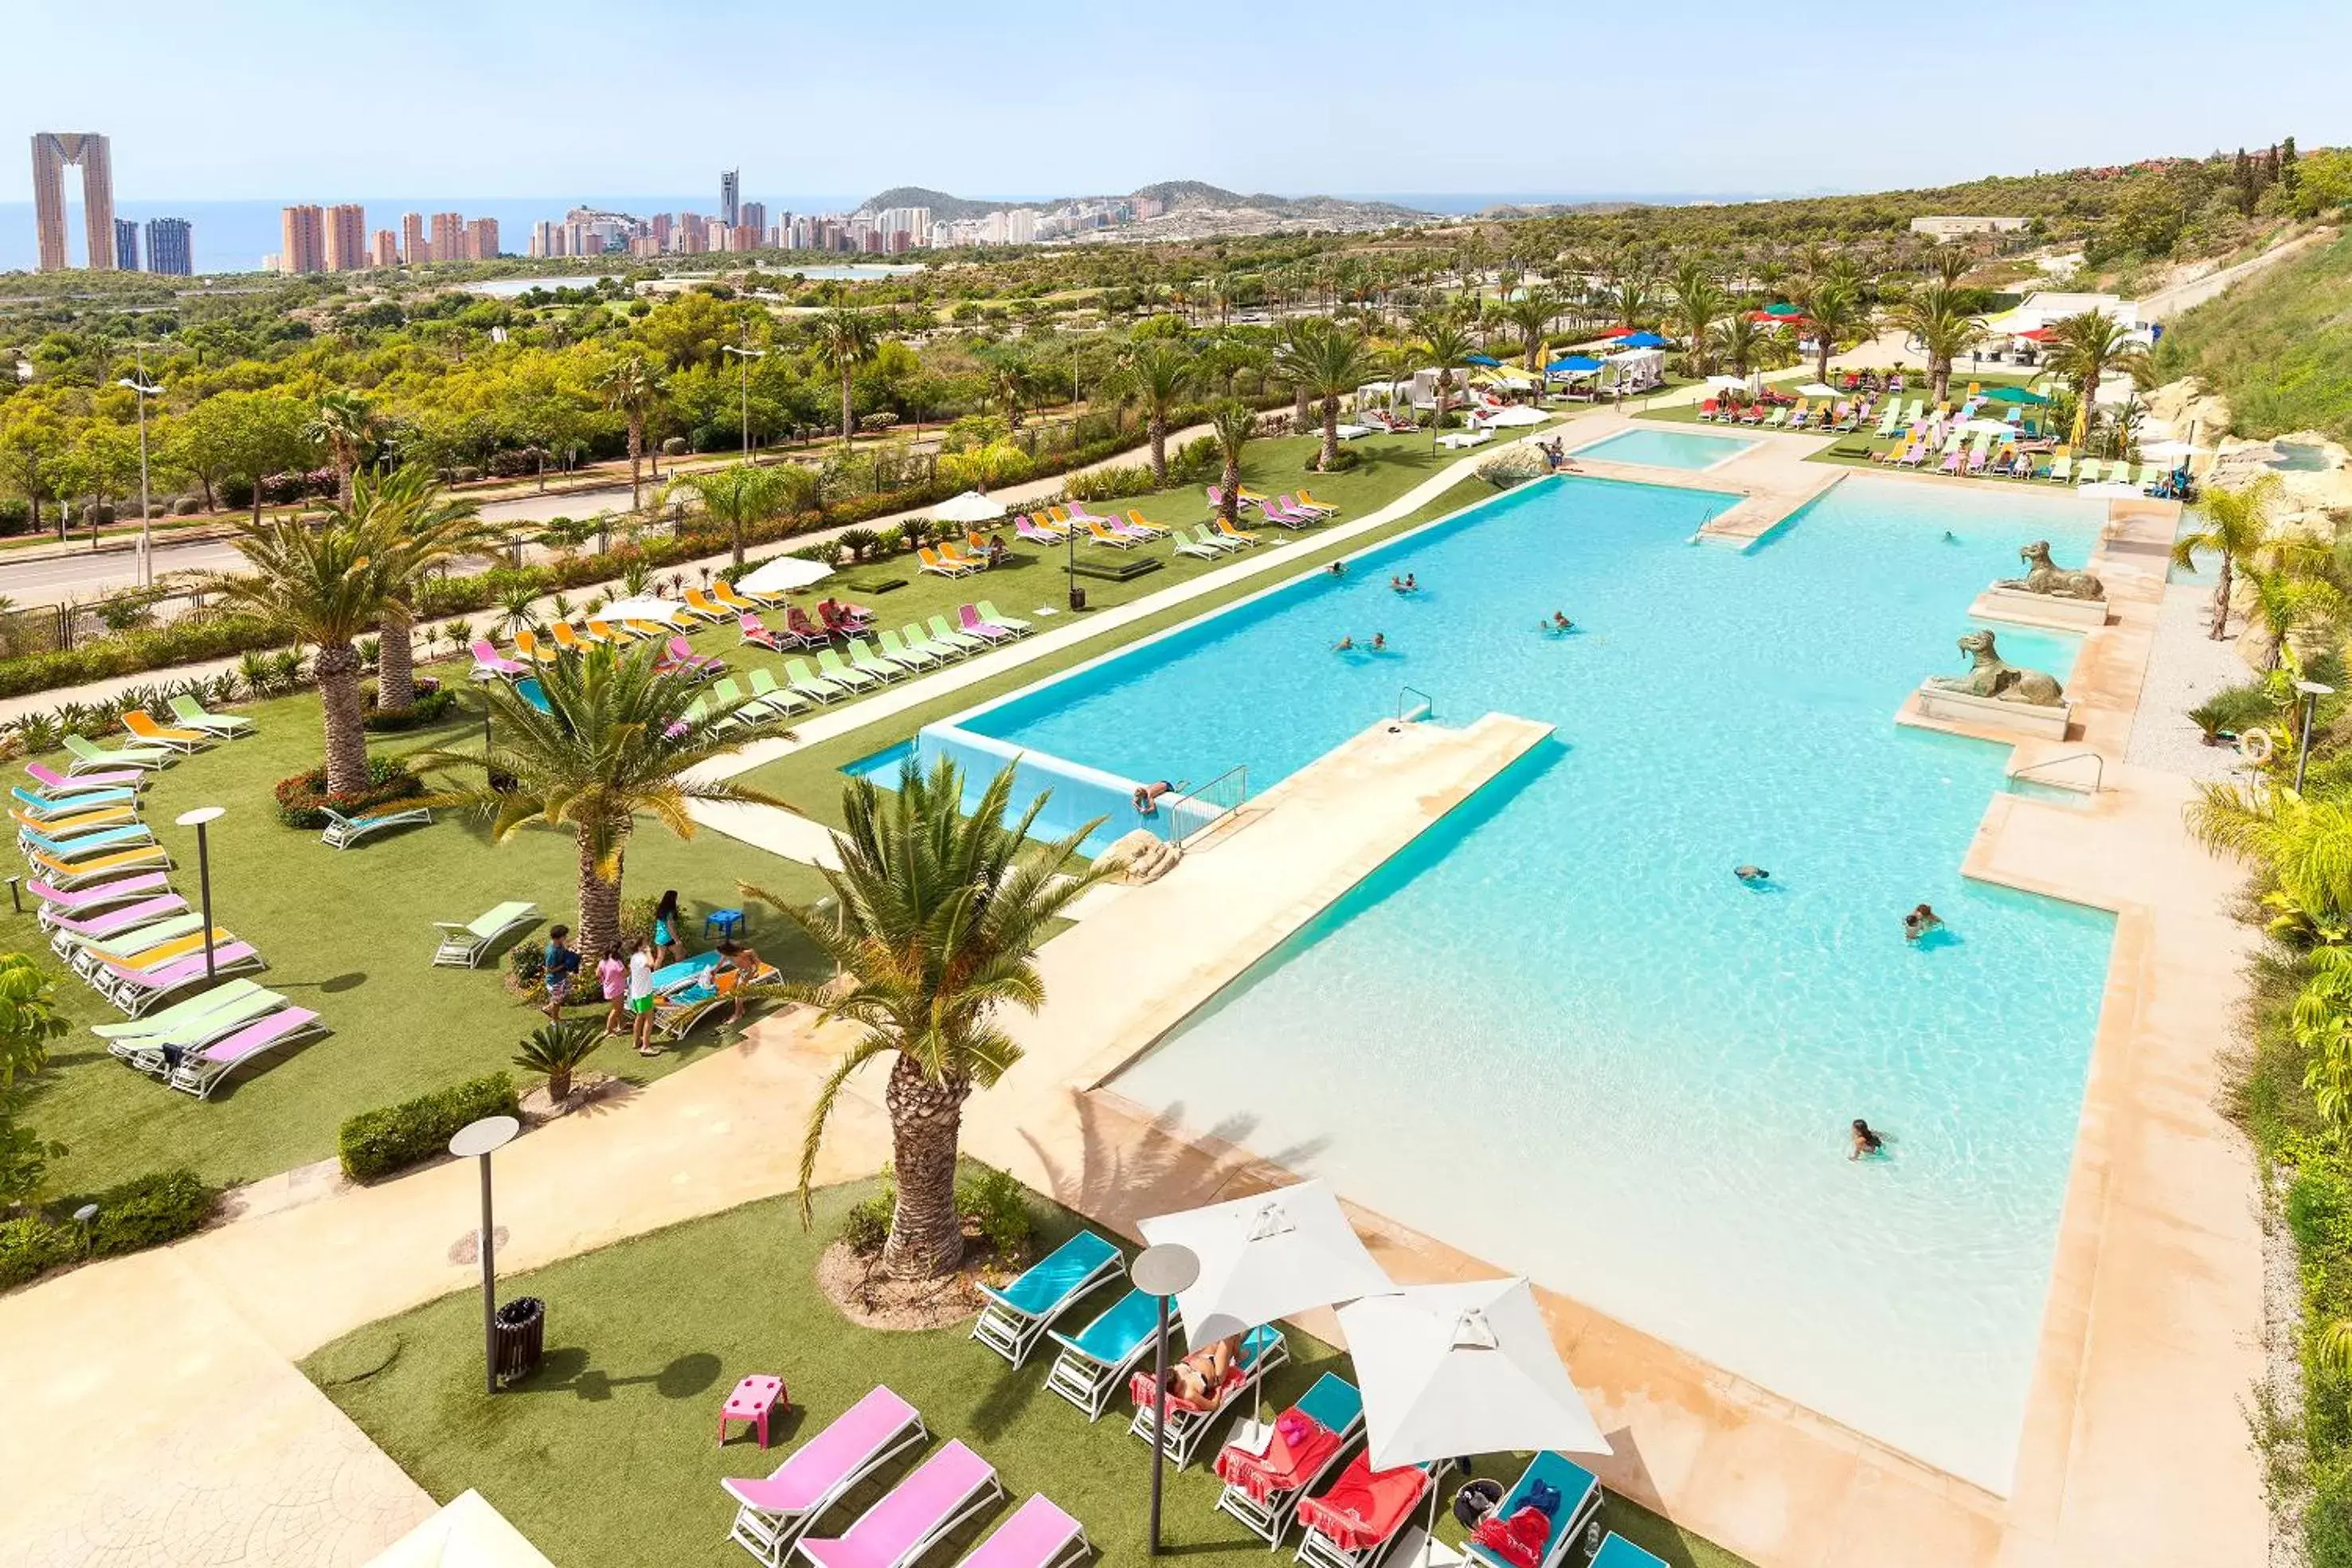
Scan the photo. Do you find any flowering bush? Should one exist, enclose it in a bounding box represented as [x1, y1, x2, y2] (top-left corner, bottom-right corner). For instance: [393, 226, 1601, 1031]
[272, 756, 425, 830]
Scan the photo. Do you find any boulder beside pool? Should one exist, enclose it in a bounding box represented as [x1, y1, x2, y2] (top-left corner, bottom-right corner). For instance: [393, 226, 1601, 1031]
[1101, 830, 1182, 884]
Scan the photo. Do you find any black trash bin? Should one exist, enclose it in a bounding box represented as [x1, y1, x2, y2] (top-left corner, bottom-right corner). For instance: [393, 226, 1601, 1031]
[492, 1296, 545, 1386]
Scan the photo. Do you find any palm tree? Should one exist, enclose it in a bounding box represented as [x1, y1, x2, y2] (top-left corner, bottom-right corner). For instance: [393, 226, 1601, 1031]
[304, 389, 380, 504]
[2240, 560, 2349, 671]
[1794, 277, 1865, 387]
[811, 308, 879, 446]
[1414, 315, 1479, 428]
[412, 643, 789, 962]
[1275, 322, 1373, 472]
[2046, 311, 2151, 447]
[1497, 286, 1564, 372]
[1669, 261, 1726, 377]
[1896, 283, 1986, 406]
[746, 757, 1110, 1278]
[663, 460, 804, 569]
[1114, 342, 1196, 487]
[595, 354, 663, 512]
[210, 509, 405, 794]
[360, 467, 490, 713]
[2171, 475, 2292, 640]
[1207, 400, 1255, 529]
[1604, 264, 1653, 331]
[1709, 315, 1794, 381]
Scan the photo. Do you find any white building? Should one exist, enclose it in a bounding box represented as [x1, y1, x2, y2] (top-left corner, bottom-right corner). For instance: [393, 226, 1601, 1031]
[1908, 215, 2030, 240]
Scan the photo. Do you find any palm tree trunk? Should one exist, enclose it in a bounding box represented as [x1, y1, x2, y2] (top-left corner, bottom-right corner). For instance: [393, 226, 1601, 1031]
[839, 371, 855, 447]
[627, 416, 644, 511]
[2212, 557, 2233, 641]
[1319, 397, 1341, 471]
[1220, 457, 1241, 526]
[882, 1056, 969, 1279]
[574, 830, 624, 969]
[1148, 413, 1169, 485]
[1931, 357, 1951, 406]
[377, 605, 417, 712]
[315, 643, 370, 796]
[1293, 383, 1311, 426]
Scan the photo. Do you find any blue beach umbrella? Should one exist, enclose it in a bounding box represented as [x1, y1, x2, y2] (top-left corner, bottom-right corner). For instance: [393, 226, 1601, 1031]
[1463, 354, 1503, 367]
[1617, 331, 1670, 349]
[1545, 355, 1604, 375]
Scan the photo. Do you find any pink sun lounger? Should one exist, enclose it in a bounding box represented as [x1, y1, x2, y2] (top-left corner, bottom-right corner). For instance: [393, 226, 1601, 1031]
[957, 604, 1015, 643]
[46, 894, 190, 948]
[953, 1495, 1089, 1568]
[796, 1439, 1003, 1568]
[31, 870, 173, 927]
[723, 1386, 929, 1566]
[99, 943, 265, 1016]
[25, 761, 147, 796]
[167, 1006, 326, 1099]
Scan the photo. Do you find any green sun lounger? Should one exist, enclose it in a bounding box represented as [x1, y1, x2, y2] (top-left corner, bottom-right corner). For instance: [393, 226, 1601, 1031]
[816, 646, 879, 690]
[320, 804, 431, 850]
[975, 600, 1031, 636]
[63, 733, 172, 773]
[746, 667, 811, 717]
[92, 977, 268, 1042]
[108, 984, 287, 1075]
[785, 658, 843, 702]
[878, 628, 939, 671]
[927, 615, 988, 655]
[168, 694, 256, 738]
[432, 901, 539, 968]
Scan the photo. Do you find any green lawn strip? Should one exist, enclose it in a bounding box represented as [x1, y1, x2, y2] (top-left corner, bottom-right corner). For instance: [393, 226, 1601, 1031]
[305, 1177, 1748, 1568]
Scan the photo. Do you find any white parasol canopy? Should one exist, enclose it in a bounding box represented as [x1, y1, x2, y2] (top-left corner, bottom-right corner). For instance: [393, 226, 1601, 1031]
[600, 596, 685, 624]
[1477, 406, 1551, 428]
[931, 489, 1008, 524]
[1959, 418, 2017, 436]
[2140, 439, 2209, 460]
[1337, 1277, 1611, 1469]
[1795, 381, 1840, 397]
[1702, 374, 1747, 390]
[736, 555, 835, 596]
[1138, 1180, 1393, 1348]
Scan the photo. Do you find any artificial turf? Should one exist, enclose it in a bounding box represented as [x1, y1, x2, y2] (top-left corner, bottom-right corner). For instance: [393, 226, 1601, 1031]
[305, 1176, 1750, 1568]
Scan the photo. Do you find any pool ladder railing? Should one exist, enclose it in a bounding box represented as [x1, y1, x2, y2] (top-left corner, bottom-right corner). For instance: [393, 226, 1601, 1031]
[1176, 764, 1250, 849]
[2010, 751, 2105, 794]
[1397, 685, 1434, 724]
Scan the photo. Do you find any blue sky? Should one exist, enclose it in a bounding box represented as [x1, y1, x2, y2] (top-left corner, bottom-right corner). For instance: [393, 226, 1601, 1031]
[9, 0, 2350, 203]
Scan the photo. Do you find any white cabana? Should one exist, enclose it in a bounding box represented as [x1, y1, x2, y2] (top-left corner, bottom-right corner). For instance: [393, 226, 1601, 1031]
[599, 596, 686, 624]
[1138, 1180, 1393, 1347]
[1597, 348, 1665, 394]
[735, 554, 834, 596]
[931, 489, 1008, 524]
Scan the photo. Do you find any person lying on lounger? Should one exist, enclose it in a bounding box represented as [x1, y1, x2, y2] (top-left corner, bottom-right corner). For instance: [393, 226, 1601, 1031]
[1163, 1335, 1239, 1402]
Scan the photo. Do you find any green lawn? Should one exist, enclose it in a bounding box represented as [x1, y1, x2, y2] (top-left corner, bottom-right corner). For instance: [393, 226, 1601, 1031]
[307, 1177, 1748, 1568]
[6, 426, 1539, 1194]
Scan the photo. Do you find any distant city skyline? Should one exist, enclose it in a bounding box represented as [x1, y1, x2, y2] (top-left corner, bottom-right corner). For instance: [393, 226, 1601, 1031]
[5, 2, 2346, 205]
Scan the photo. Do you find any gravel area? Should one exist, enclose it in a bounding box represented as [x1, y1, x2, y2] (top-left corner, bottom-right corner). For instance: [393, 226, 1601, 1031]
[2125, 579, 2260, 781]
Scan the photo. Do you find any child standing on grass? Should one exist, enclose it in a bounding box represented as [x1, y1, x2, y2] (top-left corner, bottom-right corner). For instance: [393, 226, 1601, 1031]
[597, 945, 628, 1035]
[542, 926, 581, 1021]
[627, 936, 660, 1057]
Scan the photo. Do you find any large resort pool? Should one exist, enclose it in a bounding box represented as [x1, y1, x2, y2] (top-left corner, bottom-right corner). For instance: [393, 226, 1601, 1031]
[858, 474, 2115, 1491]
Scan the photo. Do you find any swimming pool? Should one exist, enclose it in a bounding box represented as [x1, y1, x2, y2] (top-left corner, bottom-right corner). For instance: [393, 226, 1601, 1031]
[933, 474, 2111, 1490]
[1571, 426, 1758, 470]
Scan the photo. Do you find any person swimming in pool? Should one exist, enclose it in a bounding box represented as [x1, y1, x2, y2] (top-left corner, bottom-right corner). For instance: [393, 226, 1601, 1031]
[1849, 1118, 1885, 1159]
[1903, 903, 1943, 941]
[1327, 561, 1348, 577]
[1546, 612, 1574, 634]
[1133, 780, 1173, 815]
[1734, 865, 1770, 886]
[1371, 632, 1387, 651]
[1334, 635, 1356, 651]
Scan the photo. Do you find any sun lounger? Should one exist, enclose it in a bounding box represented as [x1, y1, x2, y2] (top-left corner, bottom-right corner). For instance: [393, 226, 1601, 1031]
[587, 620, 641, 645]
[1462, 1453, 1600, 1568]
[106, 983, 284, 1074]
[68, 914, 210, 976]
[1279, 494, 1336, 518]
[1173, 529, 1223, 560]
[1214, 1372, 1364, 1547]
[739, 613, 797, 653]
[48, 894, 190, 955]
[973, 1229, 1122, 1367]
[1045, 1288, 1167, 1421]
[63, 733, 172, 774]
[25, 761, 145, 797]
[550, 622, 592, 655]
[166, 1007, 326, 1098]
[1085, 521, 1135, 550]
[713, 581, 769, 613]
[468, 639, 529, 681]
[23, 822, 156, 858]
[167, 694, 256, 737]
[747, 668, 813, 718]
[796, 1439, 1004, 1568]
[648, 952, 780, 1040]
[319, 804, 431, 850]
[1190, 526, 1244, 556]
[14, 797, 138, 834]
[939, 542, 988, 571]
[1212, 518, 1262, 549]
[32, 869, 171, 928]
[927, 616, 989, 656]
[1014, 518, 1063, 549]
[1114, 510, 1168, 541]
[902, 623, 966, 663]
[1436, 429, 1493, 449]
[1127, 1324, 1289, 1467]
[2045, 453, 2072, 483]
[1296, 1456, 1460, 1568]
[848, 639, 909, 683]
[658, 635, 726, 679]
[920, 546, 978, 578]
[121, 710, 212, 753]
[785, 658, 847, 705]
[682, 588, 730, 624]
[1261, 499, 1318, 529]
[957, 605, 1016, 645]
[1588, 1535, 1668, 1568]
[953, 1494, 1088, 1568]
[816, 646, 880, 691]
[722, 1386, 930, 1566]
[26, 843, 170, 888]
[432, 901, 539, 967]
[877, 628, 939, 672]
[512, 628, 553, 663]
[1296, 489, 1340, 515]
[98, 942, 266, 1016]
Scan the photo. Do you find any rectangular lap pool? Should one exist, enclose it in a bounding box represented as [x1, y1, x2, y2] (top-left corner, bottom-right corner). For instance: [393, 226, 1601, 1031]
[883, 475, 2112, 1491]
[1572, 426, 1758, 469]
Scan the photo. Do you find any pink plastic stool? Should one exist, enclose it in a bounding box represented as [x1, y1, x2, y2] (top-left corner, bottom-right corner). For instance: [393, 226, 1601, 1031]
[718, 1374, 788, 1448]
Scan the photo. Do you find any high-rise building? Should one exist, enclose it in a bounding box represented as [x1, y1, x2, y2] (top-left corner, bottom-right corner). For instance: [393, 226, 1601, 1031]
[370, 229, 400, 268]
[650, 213, 673, 248]
[719, 169, 740, 228]
[466, 217, 499, 261]
[324, 203, 369, 271]
[280, 205, 327, 274]
[739, 201, 767, 238]
[430, 212, 465, 264]
[143, 217, 192, 276]
[401, 211, 429, 265]
[529, 220, 558, 259]
[113, 217, 140, 272]
[29, 132, 116, 272]
[1006, 208, 1039, 244]
[731, 223, 759, 252]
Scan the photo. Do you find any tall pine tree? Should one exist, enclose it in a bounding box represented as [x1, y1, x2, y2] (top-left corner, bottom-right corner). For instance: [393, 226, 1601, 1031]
[2281, 135, 2301, 196]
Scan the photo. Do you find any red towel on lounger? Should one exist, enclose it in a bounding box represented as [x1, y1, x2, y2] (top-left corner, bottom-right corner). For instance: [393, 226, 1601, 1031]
[1128, 1361, 1241, 1417]
[1297, 1454, 1430, 1554]
[1472, 1506, 1552, 1568]
[1214, 1411, 1340, 1503]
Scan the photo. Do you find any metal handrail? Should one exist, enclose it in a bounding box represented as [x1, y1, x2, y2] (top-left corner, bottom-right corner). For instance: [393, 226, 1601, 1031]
[2010, 751, 2105, 793]
[1176, 764, 1250, 849]
[1398, 684, 1434, 722]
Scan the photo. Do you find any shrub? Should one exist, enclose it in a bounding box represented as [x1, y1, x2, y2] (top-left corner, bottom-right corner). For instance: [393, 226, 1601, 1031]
[2189, 682, 2278, 741]
[339, 1072, 520, 1183]
[361, 682, 456, 733]
[839, 1178, 895, 1255]
[957, 1164, 1035, 1261]
[80, 1168, 219, 1256]
[0, 1216, 77, 1290]
[1063, 463, 1156, 503]
[837, 526, 881, 561]
[273, 755, 424, 829]
[512, 1020, 602, 1101]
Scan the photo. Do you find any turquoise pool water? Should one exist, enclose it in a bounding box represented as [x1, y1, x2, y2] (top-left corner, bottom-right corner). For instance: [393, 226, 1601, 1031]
[931, 474, 2112, 1490]
[1572, 427, 1758, 469]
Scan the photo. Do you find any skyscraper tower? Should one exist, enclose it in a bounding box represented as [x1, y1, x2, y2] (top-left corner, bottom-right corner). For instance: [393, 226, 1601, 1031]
[113, 218, 141, 272]
[144, 217, 194, 276]
[720, 168, 741, 228]
[29, 132, 117, 272]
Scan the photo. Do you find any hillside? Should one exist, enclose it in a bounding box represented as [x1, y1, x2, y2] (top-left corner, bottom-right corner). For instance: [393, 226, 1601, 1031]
[2153, 227, 2352, 440]
[859, 186, 1011, 222]
[859, 180, 1425, 221]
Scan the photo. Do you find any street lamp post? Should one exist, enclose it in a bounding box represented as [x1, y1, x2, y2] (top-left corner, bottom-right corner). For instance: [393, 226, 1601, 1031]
[2297, 680, 2335, 795]
[174, 806, 225, 980]
[115, 346, 162, 588]
[449, 1115, 522, 1394]
[722, 340, 767, 459]
[1130, 1242, 1200, 1556]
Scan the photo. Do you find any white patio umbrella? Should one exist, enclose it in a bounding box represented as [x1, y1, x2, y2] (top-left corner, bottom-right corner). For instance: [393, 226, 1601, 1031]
[931, 489, 1008, 524]
[1139, 1179, 1393, 1348]
[1480, 406, 1550, 428]
[1337, 1278, 1610, 1564]
[1795, 381, 1841, 397]
[599, 596, 684, 624]
[736, 554, 834, 596]
[1959, 417, 2016, 436]
[2141, 439, 2209, 460]
[1701, 374, 1747, 390]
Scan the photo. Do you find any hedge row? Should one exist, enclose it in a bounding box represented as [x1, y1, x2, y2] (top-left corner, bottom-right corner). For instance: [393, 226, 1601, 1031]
[0, 1168, 220, 1291]
[338, 1072, 520, 1183]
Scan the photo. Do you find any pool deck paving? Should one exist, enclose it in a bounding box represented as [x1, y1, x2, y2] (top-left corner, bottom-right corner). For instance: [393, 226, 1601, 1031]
[0, 438, 2271, 1568]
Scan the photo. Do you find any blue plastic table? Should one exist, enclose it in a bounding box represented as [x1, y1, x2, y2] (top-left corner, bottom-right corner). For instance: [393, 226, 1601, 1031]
[702, 908, 746, 940]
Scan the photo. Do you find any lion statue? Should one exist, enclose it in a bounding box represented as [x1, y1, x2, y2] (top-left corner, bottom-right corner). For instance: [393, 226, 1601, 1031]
[1927, 629, 2065, 706]
[1996, 541, 2104, 600]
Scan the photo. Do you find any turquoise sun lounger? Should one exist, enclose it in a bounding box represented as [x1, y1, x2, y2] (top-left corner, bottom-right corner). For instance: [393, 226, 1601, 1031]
[972, 1228, 1122, 1367]
[1045, 1288, 1168, 1421]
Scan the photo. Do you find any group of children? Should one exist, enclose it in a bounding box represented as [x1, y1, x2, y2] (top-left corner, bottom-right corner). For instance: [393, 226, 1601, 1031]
[535, 890, 764, 1058]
